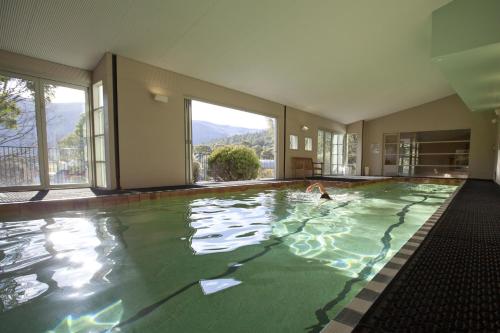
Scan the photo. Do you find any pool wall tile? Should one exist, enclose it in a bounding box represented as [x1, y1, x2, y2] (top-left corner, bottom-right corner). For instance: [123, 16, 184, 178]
[322, 321, 354, 333]
[71, 199, 89, 210]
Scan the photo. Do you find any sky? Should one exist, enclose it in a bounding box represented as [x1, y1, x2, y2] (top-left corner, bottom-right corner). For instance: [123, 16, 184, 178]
[192, 100, 272, 129]
[51, 86, 86, 103]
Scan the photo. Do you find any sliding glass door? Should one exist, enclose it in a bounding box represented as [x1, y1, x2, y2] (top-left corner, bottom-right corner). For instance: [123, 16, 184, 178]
[44, 83, 89, 186]
[0, 71, 91, 189]
[317, 129, 345, 176]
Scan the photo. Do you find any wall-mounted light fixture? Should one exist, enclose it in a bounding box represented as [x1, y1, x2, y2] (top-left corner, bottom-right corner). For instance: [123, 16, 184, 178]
[153, 94, 169, 103]
[301, 125, 309, 132]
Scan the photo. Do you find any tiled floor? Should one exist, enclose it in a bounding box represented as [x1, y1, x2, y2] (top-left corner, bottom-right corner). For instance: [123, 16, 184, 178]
[352, 180, 500, 332]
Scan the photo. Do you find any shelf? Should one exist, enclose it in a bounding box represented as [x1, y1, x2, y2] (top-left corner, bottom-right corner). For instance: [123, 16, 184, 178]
[407, 165, 469, 168]
[399, 153, 469, 156]
[416, 140, 470, 144]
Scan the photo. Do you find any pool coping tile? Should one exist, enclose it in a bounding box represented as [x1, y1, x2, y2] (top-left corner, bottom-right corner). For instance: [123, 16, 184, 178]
[321, 180, 465, 333]
[0, 178, 398, 217]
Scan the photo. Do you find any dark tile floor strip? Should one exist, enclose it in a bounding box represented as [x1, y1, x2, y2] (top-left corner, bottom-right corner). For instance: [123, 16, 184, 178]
[352, 180, 500, 332]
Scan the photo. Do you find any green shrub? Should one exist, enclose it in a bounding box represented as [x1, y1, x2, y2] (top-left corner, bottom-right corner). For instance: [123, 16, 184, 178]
[192, 160, 201, 182]
[208, 145, 260, 181]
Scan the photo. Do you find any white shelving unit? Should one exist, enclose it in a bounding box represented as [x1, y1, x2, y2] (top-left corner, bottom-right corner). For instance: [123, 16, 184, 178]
[383, 129, 471, 178]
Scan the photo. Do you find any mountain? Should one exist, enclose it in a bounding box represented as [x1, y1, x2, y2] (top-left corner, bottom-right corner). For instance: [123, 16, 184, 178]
[45, 103, 86, 146]
[192, 120, 260, 144]
[0, 101, 84, 147]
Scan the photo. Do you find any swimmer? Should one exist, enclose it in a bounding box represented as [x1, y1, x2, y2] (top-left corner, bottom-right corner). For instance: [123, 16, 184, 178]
[306, 182, 332, 200]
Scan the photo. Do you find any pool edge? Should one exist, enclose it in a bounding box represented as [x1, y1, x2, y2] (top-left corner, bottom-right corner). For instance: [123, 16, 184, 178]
[0, 177, 462, 218]
[0, 179, 375, 217]
[321, 180, 466, 333]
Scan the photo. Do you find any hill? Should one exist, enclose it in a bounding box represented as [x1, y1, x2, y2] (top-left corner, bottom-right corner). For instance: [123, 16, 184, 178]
[192, 120, 260, 144]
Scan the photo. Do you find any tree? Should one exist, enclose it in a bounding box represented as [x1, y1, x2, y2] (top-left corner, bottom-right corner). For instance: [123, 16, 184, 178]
[261, 148, 274, 160]
[208, 145, 260, 181]
[252, 145, 263, 158]
[57, 113, 86, 149]
[192, 160, 201, 182]
[193, 144, 212, 155]
[0, 76, 54, 146]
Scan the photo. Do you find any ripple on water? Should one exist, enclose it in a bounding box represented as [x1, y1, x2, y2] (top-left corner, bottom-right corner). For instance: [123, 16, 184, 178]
[0, 219, 51, 273]
[189, 194, 274, 255]
[0, 274, 49, 311]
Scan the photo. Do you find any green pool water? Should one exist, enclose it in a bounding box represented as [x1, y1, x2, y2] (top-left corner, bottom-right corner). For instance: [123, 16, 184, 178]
[0, 182, 456, 333]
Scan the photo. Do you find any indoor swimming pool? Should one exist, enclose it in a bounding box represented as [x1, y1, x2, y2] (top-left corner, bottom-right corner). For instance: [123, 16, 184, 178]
[0, 181, 457, 332]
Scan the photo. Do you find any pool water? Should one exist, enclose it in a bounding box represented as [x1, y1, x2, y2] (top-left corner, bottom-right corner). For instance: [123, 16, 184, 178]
[0, 182, 457, 333]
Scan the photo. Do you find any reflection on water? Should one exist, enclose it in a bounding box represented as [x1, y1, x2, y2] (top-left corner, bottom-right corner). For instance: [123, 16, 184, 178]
[0, 274, 48, 311]
[0, 219, 51, 273]
[274, 184, 456, 277]
[48, 299, 123, 333]
[199, 278, 242, 295]
[0, 215, 120, 312]
[49, 218, 103, 288]
[189, 193, 277, 254]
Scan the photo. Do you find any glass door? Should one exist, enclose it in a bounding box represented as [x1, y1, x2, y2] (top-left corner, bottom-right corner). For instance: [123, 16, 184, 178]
[383, 133, 399, 176]
[346, 133, 359, 175]
[43, 82, 90, 186]
[317, 129, 345, 176]
[0, 73, 43, 188]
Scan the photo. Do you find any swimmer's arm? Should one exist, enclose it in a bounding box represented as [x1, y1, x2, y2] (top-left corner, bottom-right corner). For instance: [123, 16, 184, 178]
[306, 182, 328, 195]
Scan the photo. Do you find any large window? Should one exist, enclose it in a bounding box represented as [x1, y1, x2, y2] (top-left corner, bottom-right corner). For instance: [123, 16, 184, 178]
[317, 129, 345, 175]
[0, 72, 90, 189]
[188, 99, 277, 182]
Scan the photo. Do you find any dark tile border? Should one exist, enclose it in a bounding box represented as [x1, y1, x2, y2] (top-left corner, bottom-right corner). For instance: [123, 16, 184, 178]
[321, 180, 465, 333]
